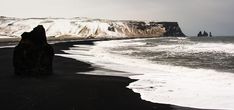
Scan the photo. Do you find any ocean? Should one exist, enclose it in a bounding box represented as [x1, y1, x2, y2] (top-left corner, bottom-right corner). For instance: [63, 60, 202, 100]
[57, 37, 234, 110]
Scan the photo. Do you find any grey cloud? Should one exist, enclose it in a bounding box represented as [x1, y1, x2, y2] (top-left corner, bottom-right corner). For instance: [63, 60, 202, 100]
[0, 0, 233, 36]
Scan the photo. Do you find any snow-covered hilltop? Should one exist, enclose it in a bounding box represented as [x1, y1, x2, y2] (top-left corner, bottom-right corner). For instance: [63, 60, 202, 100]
[0, 16, 185, 38]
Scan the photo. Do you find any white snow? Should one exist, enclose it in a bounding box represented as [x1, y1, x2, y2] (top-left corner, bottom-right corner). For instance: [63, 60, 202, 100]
[0, 35, 11, 39]
[0, 17, 163, 38]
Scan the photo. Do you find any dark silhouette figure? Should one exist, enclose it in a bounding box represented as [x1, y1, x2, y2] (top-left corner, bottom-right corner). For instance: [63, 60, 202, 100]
[13, 25, 54, 76]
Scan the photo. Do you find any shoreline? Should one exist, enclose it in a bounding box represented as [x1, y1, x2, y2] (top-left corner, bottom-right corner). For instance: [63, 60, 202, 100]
[1, 35, 234, 47]
[0, 39, 206, 110]
[0, 36, 171, 46]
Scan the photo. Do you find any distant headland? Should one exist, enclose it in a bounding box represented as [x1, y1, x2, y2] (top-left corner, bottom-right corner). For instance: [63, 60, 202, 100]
[0, 16, 185, 39]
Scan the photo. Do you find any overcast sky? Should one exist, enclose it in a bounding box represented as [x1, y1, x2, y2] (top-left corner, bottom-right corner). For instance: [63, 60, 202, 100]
[1, 0, 234, 36]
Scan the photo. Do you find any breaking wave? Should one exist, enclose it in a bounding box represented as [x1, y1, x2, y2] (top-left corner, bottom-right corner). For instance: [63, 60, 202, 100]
[57, 37, 234, 109]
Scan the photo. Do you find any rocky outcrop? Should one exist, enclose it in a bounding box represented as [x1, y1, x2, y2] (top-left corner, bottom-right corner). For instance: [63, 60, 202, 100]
[155, 22, 185, 37]
[13, 25, 54, 76]
[197, 31, 212, 37]
[0, 17, 186, 38]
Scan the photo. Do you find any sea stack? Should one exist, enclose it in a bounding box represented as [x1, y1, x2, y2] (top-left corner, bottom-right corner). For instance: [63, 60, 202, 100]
[13, 25, 54, 76]
[197, 30, 211, 37]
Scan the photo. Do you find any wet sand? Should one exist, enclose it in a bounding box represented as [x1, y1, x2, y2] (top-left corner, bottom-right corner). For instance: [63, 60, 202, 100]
[0, 40, 204, 110]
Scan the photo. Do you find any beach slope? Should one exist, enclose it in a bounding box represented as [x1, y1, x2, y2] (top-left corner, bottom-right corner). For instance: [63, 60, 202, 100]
[0, 41, 201, 110]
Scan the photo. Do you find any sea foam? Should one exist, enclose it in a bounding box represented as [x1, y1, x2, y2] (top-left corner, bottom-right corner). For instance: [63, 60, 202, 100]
[57, 38, 234, 110]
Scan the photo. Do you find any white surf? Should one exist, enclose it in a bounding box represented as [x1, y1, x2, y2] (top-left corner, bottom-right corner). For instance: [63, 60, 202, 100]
[57, 38, 234, 110]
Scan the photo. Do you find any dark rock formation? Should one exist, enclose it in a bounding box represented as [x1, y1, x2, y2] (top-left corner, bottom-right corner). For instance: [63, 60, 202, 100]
[126, 21, 185, 37]
[13, 25, 54, 76]
[108, 24, 115, 32]
[129, 21, 148, 30]
[209, 32, 212, 37]
[197, 31, 203, 37]
[197, 30, 211, 37]
[203, 31, 208, 36]
[155, 22, 186, 37]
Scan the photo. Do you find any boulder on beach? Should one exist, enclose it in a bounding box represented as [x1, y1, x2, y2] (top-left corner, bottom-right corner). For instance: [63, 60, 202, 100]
[13, 25, 54, 76]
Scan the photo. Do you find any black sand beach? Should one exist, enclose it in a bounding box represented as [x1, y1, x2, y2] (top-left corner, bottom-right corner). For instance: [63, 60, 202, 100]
[0, 40, 204, 110]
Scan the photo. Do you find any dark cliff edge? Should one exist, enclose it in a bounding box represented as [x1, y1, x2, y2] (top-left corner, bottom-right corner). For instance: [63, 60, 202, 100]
[119, 21, 186, 37]
[156, 22, 186, 37]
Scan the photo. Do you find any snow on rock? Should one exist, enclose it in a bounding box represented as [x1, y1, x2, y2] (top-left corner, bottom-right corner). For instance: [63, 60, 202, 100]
[0, 17, 185, 38]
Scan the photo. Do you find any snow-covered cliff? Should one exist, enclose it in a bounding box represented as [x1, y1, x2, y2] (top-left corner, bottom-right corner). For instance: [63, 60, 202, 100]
[0, 16, 185, 38]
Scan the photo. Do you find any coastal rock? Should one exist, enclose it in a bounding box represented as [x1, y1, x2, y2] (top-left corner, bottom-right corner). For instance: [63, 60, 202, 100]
[197, 30, 212, 37]
[0, 17, 186, 38]
[13, 25, 54, 76]
[153, 22, 185, 37]
[198, 31, 203, 37]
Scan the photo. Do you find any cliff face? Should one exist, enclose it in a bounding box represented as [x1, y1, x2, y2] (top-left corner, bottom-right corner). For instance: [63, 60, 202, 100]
[0, 17, 185, 38]
[155, 22, 185, 37]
